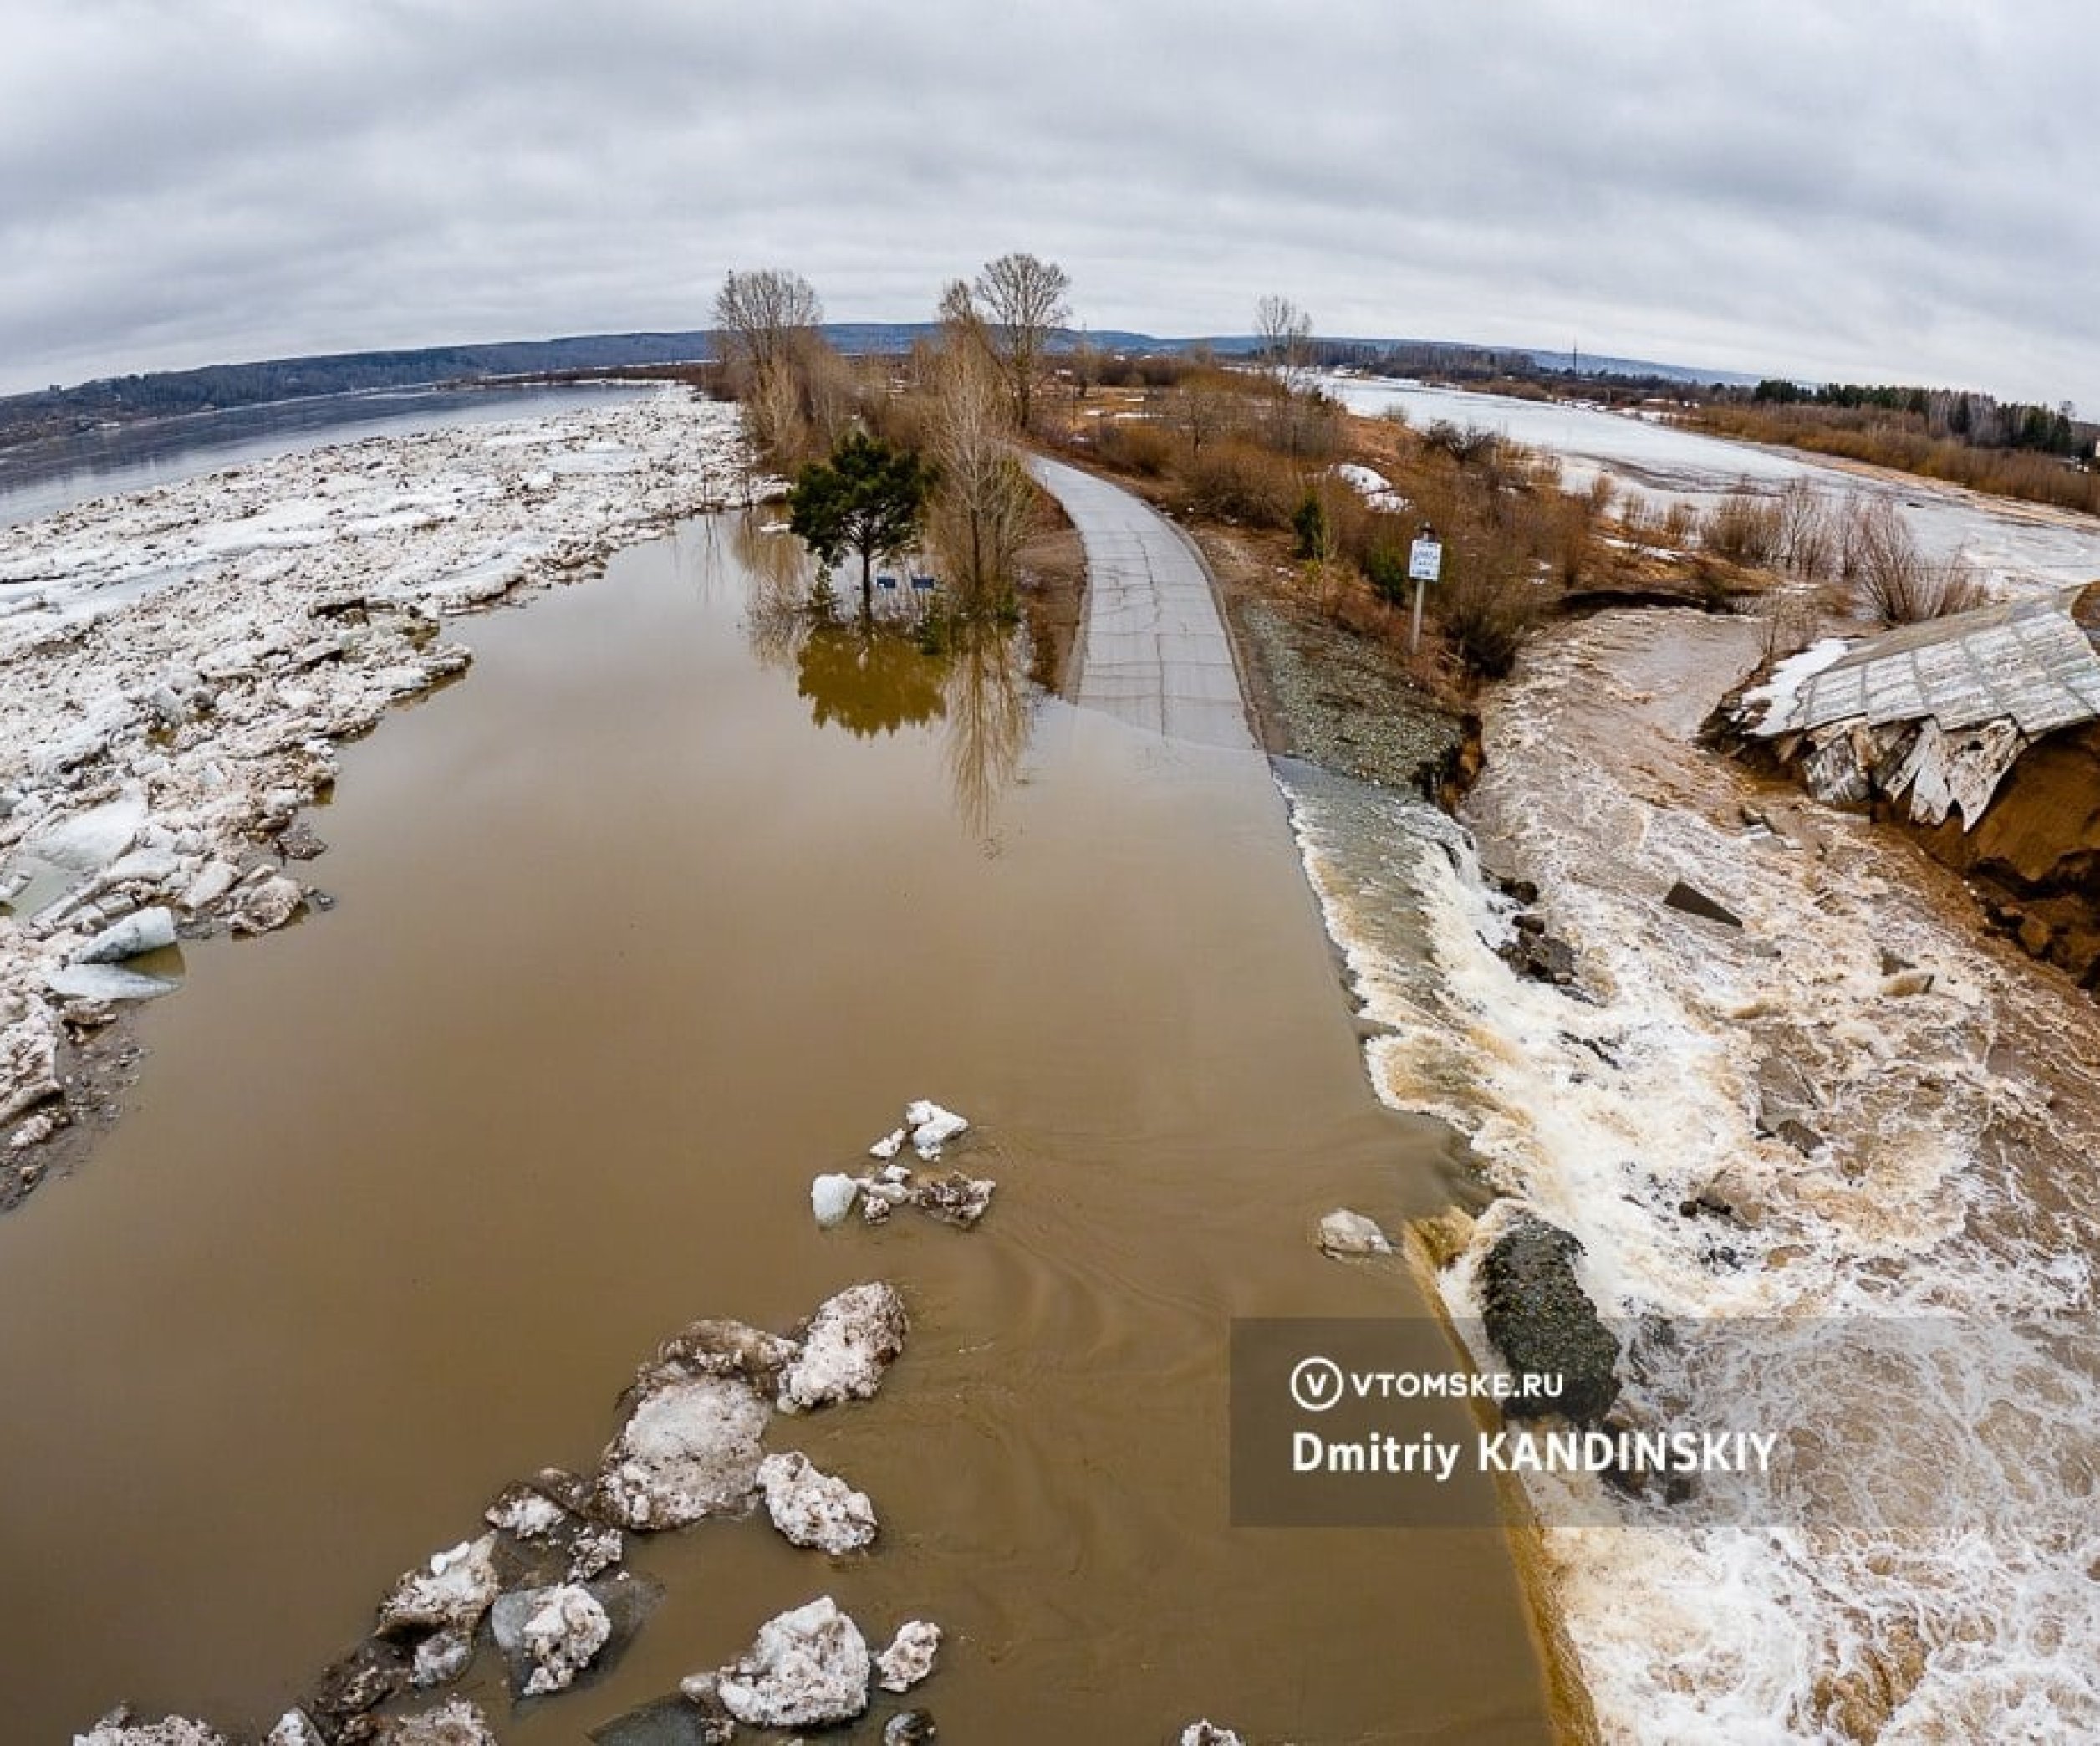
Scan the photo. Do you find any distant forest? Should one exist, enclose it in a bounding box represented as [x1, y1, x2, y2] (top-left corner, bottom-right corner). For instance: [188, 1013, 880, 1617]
[0, 331, 735, 449]
[1743, 378, 2082, 456]
[0, 324, 1742, 452]
[7, 324, 2089, 499]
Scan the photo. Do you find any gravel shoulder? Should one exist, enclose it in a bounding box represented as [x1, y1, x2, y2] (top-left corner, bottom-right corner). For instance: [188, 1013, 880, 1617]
[1185, 520, 1478, 803]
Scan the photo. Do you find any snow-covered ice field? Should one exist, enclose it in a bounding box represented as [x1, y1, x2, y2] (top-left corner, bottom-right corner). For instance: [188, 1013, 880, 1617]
[0, 388, 759, 1171]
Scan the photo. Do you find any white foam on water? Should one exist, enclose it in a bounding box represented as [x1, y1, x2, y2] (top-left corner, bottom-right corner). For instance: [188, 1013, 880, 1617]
[1275, 646, 2100, 1743]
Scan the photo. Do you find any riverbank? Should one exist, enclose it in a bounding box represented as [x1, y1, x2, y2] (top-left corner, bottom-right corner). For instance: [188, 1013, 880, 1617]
[1272, 592, 2100, 1738]
[1160, 436, 2100, 1735]
[0, 388, 760, 1206]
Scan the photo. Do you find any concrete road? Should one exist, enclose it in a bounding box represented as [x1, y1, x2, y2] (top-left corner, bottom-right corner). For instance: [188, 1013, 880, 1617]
[1027, 455, 1256, 753]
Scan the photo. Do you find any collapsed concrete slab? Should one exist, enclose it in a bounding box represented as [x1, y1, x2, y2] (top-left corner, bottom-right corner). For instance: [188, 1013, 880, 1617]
[1722, 585, 2100, 985]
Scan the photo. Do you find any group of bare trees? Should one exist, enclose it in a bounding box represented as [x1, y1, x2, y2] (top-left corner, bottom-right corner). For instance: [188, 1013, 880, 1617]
[1692, 477, 1980, 625]
[709, 266, 888, 473]
[711, 252, 1075, 619]
[939, 253, 1073, 432]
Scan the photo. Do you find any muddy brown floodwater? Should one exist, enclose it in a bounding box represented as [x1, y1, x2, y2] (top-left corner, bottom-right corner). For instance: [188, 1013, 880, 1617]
[0, 515, 1554, 1743]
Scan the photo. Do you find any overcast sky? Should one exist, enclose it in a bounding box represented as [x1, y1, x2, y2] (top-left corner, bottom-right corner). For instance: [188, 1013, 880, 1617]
[5, 1, 2096, 411]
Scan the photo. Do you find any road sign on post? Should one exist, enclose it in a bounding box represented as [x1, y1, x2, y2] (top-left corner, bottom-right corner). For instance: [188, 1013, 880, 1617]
[1408, 530, 1442, 653]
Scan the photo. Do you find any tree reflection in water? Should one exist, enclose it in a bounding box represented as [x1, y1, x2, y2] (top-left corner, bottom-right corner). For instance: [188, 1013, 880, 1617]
[940, 614, 1030, 843]
[796, 622, 946, 737]
[728, 510, 1031, 839]
[731, 508, 815, 670]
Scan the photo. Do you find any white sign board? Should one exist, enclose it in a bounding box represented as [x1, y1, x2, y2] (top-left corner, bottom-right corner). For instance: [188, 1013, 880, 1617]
[1408, 538, 1444, 584]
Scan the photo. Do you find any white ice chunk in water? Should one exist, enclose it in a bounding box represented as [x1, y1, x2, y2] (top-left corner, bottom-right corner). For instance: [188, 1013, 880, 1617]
[875, 1619, 942, 1692]
[1318, 1208, 1394, 1257]
[811, 1173, 860, 1228]
[45, 963, 181, 1002]
[23, 794, 147, 875]
[74, 906, 177, 964]
[903, 1100, 968, 1159]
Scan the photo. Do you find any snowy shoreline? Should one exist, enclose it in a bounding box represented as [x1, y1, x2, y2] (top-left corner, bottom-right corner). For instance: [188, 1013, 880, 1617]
[0, 387, 764, 1193]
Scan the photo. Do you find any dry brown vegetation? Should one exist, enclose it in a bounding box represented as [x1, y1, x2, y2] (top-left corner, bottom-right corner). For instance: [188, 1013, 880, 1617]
[1692, 477, 1983, 628]
[714, 268, 1979, 702]
[1690, 401, 2100, 517]
[1049, 360, 1669, 682]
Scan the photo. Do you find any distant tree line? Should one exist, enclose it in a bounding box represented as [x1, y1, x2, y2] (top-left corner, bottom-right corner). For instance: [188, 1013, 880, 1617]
[0, 334, 726, 450]
[1745, 379, 2082, 455]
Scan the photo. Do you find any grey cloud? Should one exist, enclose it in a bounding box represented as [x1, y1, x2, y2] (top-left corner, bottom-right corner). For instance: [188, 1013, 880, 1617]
[3, 1, 2096, 410]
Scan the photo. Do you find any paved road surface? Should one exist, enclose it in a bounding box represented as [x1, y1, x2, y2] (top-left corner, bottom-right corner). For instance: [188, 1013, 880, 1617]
[1027, 455, 1256, 752]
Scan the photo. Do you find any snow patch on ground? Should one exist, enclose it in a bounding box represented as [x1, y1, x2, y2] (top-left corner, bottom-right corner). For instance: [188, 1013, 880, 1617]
[1332, 462, 1408, 512]
[1741, 636, 1849, 735]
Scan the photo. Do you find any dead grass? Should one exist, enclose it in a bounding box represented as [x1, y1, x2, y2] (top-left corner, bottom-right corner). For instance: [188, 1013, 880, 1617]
[1014, 491, 1084, 692]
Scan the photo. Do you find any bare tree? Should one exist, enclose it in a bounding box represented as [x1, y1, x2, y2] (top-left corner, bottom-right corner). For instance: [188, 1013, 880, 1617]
[965, 253, 1072, 431]
[712, 268, 823, 384]
[1172, 363, 1234, 457]
[1255, 294, 1312, 375]
[1846, 498, 1981, 625]
[925, 319, 1037, 610]
[713, 268, 849, 463]
[944, 616, 1029, 840]
[1254, 294, 1317, 455]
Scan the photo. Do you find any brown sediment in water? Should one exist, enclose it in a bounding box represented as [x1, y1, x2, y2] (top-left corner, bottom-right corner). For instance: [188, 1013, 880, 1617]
[0, 391, 753, 1211]
[1176, 509, 1600, 1744]
[0, 514, 1561, 1743]
[1405, 1212, 1604, 1746]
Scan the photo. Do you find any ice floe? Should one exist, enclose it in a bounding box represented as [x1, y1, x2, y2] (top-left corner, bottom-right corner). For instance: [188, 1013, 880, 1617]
[712, 1595, 872, 1728]
[0, 389, 760, 1171]
[778, 1282, 910, 1412]
[757, 1450, 879, 1554]
[874, 1619, 942, 1692]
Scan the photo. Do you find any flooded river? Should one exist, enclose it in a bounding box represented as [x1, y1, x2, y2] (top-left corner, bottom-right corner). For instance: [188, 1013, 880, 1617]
[0, 516, 1554, 1740]
[0, 384, 651, 528]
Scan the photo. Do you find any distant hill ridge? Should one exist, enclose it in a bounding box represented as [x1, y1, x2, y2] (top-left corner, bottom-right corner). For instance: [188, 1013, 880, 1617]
[0, 324, 1756, 447]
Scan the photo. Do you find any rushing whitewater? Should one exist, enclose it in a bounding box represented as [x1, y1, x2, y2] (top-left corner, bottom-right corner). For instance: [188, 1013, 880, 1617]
[1282, 604, 2100, 1740]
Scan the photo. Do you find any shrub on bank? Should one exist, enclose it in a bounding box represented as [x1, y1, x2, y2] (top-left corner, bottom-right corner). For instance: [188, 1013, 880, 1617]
[1093, 418, 1174, 477]
[1187, 439, 1299, 528]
